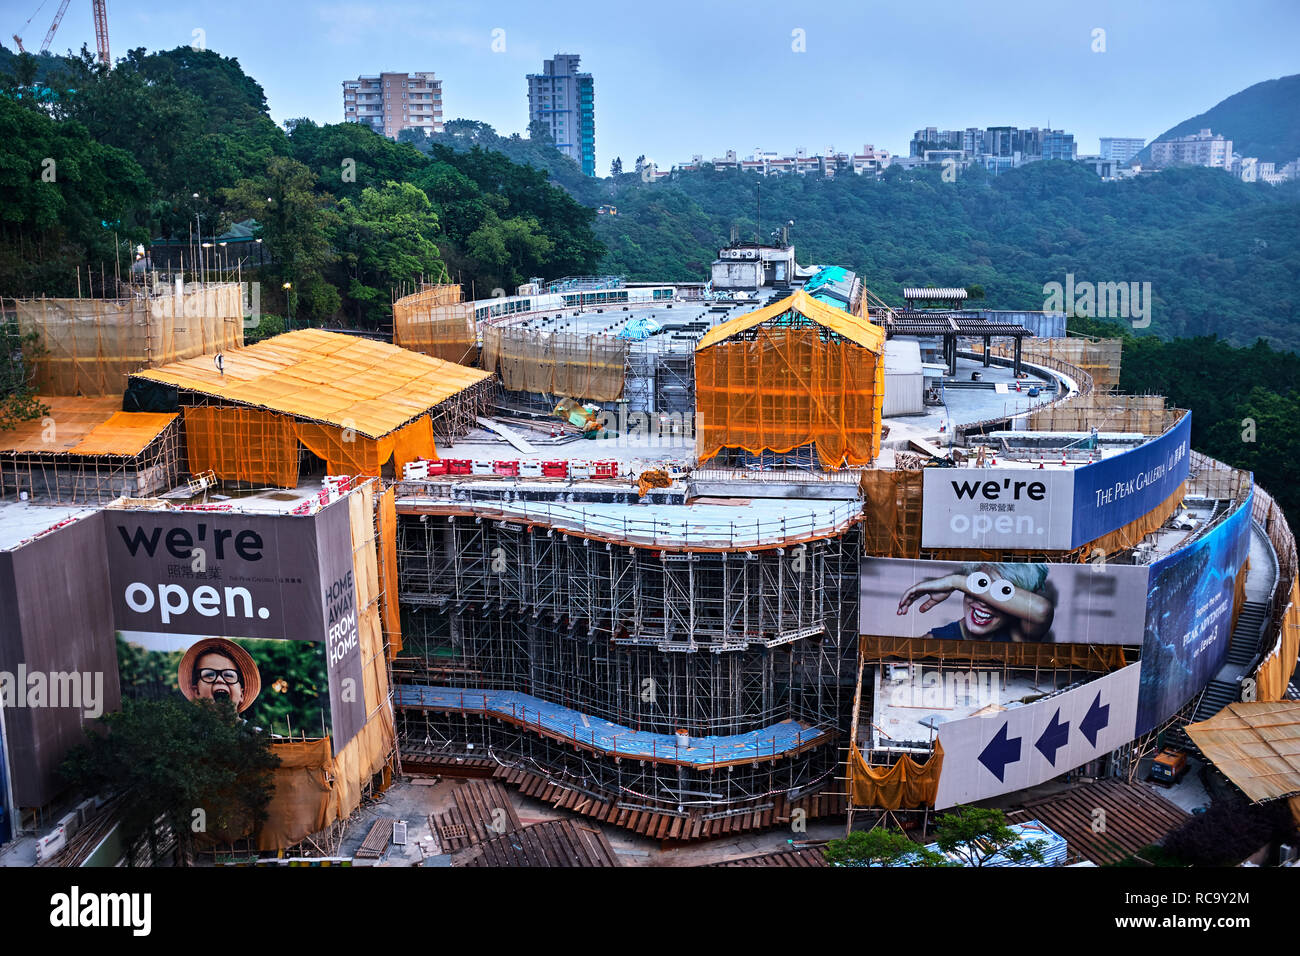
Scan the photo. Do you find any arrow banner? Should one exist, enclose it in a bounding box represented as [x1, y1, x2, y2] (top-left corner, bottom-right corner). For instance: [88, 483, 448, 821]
[934, 662, 1141, 809]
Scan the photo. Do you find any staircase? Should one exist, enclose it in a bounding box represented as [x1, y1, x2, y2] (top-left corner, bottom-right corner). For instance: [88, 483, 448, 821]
[1168, 601, 1270, 752]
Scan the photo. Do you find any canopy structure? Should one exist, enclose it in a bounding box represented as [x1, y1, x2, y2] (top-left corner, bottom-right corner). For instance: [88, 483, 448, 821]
[1185, 701, 1300, 803]
[131, 328, 491, 439]
[0, 396, 182, 502]
[695, 290, 885, 468]
[0, 397, 176, 456]
[130, 329, 495, 488]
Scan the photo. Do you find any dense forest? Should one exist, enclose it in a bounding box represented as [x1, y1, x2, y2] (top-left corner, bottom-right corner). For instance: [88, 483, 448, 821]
[595, 160, 1300, 350]
[1073, 317, 1300, 516]
[0, 45, 604, 326]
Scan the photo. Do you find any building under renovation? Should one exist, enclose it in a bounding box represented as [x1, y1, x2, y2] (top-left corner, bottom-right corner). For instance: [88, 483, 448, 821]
[3, 256, 1299, 858]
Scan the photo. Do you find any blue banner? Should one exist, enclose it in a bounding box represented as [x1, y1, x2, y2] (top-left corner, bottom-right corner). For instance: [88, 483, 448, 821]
[1071, 413, 1192, 548]
[1135, 487, 1254, 735]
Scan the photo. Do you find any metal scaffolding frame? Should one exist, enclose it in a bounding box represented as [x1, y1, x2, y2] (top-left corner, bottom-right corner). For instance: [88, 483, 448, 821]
[392, 511, 862, 813]
[0, 420, 183, 503]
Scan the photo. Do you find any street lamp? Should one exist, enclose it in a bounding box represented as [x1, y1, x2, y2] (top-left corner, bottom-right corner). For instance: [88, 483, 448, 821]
[283, 281, 293, 330]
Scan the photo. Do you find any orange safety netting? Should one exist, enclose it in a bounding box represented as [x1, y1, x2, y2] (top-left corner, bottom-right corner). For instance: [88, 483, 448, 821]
[696, 326, 883, 468]
[257, 482, 397, 850]
[183, 406, 299, 486]
[393, 285, 480, 366]
[378, 485, 403, 659]
[184, 407, 437, 487]
[847, 741, 944, 810]
[1256, 576, 1300, 702]
[297, 414, 436, 477]
[12, 284, 244, 397]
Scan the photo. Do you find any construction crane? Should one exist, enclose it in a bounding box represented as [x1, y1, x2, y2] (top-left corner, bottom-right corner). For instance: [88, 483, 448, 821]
[11, 0, 109, 65]
[91, 0, 108, 64]
[41, 1, 72, 54]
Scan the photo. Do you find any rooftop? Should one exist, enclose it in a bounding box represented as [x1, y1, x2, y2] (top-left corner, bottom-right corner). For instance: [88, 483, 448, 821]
[131, 329, 491, 438]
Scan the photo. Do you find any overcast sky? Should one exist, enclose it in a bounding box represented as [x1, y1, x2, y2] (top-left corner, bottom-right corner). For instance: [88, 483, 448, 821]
[19, 0, 1300, 171]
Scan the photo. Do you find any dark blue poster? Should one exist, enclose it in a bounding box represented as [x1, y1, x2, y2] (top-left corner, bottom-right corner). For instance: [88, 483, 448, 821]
[1071, 413, 1192, 548]
[1136, 488, 1253, 734]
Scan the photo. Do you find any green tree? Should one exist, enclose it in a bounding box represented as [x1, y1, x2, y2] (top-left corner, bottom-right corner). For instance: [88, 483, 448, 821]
[61, 697, 280, 865]
[0, 321, 45, 431]
[932, 805, 1047, 867]
[335, 181, 447, 326]
[223, 156, 340, 322]
[822, 828, 951, 866]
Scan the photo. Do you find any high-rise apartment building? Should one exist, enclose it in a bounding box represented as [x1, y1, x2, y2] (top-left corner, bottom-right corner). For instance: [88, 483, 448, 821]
[342, 72, 444, 139]
[527, 54, 595, 176]
[1099, 137, 1146, 164]
[1149, 129, 1233, 169]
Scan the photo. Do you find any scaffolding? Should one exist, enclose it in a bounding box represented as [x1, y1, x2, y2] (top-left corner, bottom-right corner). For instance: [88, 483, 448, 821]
[695, 291, 885, 469]
[1027, 394, 1180, 434]
[391, 507, 863, 813]
[482, 325, 627, 403]
[0, 396, 183, 503]
[392, 284, 479, 366]
[8, 282, 245, 397]
[984, 338, 1123, 392]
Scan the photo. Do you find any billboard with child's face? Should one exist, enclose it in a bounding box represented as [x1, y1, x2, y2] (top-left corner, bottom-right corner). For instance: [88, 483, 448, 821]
[860, 558, 1150, 645]
[104, 500, 364, 752]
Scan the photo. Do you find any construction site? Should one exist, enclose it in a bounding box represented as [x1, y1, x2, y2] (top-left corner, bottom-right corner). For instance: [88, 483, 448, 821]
[2, 241, 1299, 868]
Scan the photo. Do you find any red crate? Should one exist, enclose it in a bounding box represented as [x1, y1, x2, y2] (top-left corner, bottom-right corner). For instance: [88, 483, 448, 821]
[541, 460, 568, 478]
[445, 458, 472, 475]
[493, 460, 520, 477]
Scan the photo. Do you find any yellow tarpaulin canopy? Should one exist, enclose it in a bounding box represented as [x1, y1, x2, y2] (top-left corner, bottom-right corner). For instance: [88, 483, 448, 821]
[696, 289, 885, 354]
[1185, 701, 1300, 803]
[132, 328, 491, 439]
[0, 396, 176, 456]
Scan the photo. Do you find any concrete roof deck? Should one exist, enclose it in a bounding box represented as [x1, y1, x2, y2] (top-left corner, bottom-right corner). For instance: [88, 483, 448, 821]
[0, 499, 98, 552]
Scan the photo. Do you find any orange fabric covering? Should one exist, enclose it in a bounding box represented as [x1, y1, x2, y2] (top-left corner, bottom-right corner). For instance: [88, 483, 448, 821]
[132, 328, 490, 438]
[296, 414, 435, 478]
[259, 738, 333, 849]
[184, 408, 436, 488]
[847, 741, 944, 809]
[0, 396, 176, 456]
[378, 486, 403, 659]
[696, 327, 882, 468]
[182, 406, 299, 487]
[256, 483, 398, 850]
[696, 289, 885, 352]
[1256, 577, 1300, 702]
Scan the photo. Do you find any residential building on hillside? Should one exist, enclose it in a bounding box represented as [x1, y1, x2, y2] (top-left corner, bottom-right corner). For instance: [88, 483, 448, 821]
[1149, 129, 1233, 169]
[527, 54, 596, 176]
[342, 72, 443, 138]
[1099, 137, 1146, 163]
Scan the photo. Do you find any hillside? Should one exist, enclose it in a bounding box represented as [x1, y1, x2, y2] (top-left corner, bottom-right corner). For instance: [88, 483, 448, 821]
[1137, 73, 1300, 166]
[594, 161, 1300, 351]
